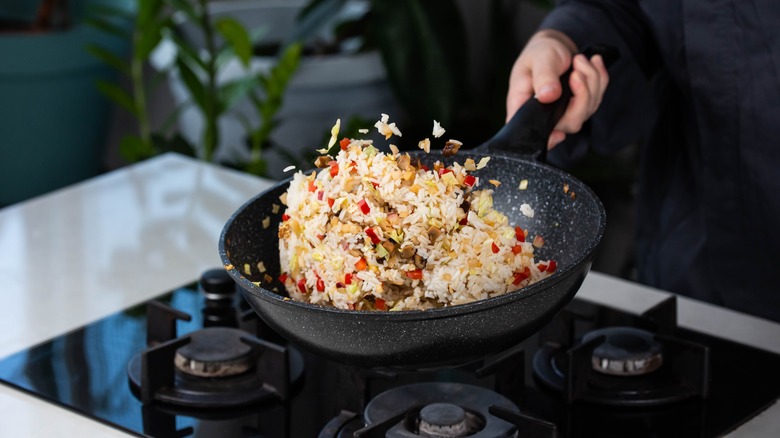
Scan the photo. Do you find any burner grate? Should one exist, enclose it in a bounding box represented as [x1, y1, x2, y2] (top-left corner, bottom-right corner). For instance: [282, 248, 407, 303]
[127, 299, 304, 408]
[532, 296, 710, 406]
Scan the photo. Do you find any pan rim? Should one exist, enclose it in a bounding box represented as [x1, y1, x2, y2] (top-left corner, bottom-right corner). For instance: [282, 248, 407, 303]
[219, 150, 606, 320]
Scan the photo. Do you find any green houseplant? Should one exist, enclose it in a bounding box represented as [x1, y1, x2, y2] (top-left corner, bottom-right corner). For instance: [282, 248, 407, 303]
[90, 0, 302, 177]
[158, 0, 399, 180]
[0, 0, 134, 205]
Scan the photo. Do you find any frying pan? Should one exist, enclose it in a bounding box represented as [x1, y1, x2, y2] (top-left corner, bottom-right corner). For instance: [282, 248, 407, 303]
[220, 46, 616, 370]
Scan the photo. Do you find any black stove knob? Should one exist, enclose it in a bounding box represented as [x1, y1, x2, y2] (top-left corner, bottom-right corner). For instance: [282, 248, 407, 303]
[200, 268, 236, 301]
[200, 268, 239, 328]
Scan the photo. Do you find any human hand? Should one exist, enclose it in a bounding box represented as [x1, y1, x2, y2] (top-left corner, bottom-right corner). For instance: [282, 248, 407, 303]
[506, 30, 610, 149]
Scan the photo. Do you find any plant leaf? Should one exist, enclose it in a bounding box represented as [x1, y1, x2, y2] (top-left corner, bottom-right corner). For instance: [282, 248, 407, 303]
[120, 135, 153, 162]
[176, 56, 206, 111]
[136, 17, 168, 60]
[159, 101, 191, 134]
[87, 45, 130, 76]
[219, 76, 260, 113]
[138, 0, 165, 28]
[169, 31, 208, 72]
[96, 80, 136, 115]
[215, 17, 252, 67]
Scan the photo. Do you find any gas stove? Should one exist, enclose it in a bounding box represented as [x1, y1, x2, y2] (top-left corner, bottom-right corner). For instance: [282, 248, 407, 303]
[1, 269, 779, 438]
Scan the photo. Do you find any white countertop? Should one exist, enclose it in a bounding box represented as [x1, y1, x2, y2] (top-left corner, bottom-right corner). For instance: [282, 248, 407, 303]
[1, 153, 778, 437]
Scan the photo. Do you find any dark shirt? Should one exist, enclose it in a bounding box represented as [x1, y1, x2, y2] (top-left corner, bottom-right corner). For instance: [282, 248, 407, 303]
[541, 0, 780, 321]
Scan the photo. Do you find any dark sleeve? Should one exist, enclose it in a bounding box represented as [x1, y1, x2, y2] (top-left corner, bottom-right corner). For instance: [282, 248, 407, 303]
[538, 0, 662, 167]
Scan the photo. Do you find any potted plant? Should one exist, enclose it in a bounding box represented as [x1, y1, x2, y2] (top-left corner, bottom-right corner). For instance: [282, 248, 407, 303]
[92, 0, 303, 178]
[0, 0, 134, 205]
[151, 0, 402, 180]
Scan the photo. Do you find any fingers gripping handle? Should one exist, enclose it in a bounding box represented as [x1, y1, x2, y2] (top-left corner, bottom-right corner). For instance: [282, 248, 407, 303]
[489, 44, 619, 162]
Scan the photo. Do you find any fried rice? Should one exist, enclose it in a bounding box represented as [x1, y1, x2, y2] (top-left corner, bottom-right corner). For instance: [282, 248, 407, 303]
[277, 116, 555, 311]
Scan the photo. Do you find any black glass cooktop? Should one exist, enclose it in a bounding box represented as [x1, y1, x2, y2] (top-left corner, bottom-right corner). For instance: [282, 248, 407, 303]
[1, 278, 779, 437]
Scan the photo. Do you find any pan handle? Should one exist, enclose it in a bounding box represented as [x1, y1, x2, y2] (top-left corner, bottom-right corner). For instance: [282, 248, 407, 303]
[478, 44, 620, 162]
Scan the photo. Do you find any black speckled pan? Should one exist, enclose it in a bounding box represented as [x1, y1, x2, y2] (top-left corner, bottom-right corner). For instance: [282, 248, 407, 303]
[220, 47, 615, 370]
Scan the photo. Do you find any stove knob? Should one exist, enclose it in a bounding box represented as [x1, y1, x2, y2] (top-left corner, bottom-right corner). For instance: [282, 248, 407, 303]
[200, 268, 239, 328]
[200, 268, 236, 301]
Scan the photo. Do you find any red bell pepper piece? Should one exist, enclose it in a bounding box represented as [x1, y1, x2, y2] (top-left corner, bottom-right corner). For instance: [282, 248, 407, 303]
[365, 227, 381, 245]
[515, 226, 525, 242]
[358, 199, 370, 214]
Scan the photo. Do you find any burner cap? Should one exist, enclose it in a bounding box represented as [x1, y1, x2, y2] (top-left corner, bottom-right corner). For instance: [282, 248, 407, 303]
[364, 382, 518, 438]
[583, 327, 663, 376]
[174, 328, 254, 377]
[419, 403, 468, 437]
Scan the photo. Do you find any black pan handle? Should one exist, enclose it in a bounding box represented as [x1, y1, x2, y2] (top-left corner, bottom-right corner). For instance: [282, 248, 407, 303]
[479, 44, 620, 162]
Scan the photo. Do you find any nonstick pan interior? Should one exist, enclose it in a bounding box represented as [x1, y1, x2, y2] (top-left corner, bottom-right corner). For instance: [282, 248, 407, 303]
[220, 149, 605, 370]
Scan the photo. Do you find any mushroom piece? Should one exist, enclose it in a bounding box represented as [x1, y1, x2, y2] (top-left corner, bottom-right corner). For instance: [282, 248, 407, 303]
[414, 253, 427, 269]
[399, 243, 416, 259]
[427, 226, 442, 242]
[442, 140, 462, 157]
[381, 240, 397, 255]
[314, 156, 332, 168]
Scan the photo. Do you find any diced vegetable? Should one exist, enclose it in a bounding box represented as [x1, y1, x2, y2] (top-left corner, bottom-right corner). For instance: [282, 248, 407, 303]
[329, 161, 339, 177]
[358, 199, 370, 214]
[405, 269, 423, 280]
[515, 226, 525, 242]
[282, 213, 290, 221]
[538, 260, 557, 273]
[345, 273, 353, 285]
[297, 278, 307, 294]
[375, 243, 389, 258]
[328, 198, 335, 208]
[365, 227, 381, 245]
[355, 257, 368, 271]
[491, 242, 500, 254]
[340, 137, 350, 150]
[512, 267, 531, 286]
[278, 273, 288, 283]
[375, 298, 387, 310]
[440, 171, 458, 186]
[464, 174, 476, 187]
[316, 276, 325, 292]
